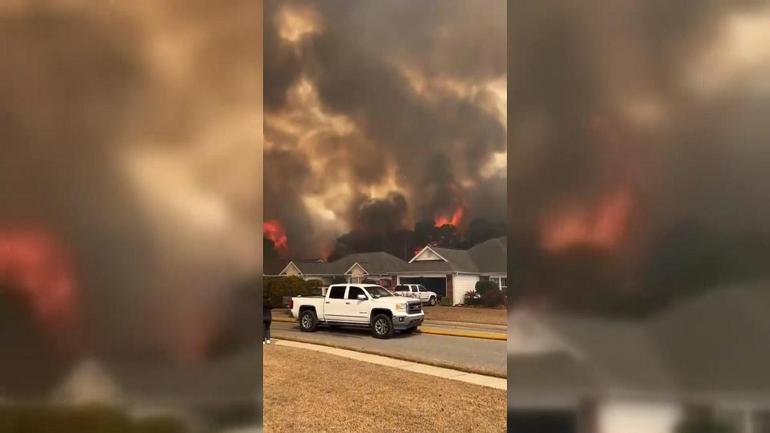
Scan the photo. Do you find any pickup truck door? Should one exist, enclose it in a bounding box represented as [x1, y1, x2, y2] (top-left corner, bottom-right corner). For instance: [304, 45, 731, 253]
[410, 285, 422, 301]
[417, 285, 429, 302]
[324, 285, 349, 321]
[345, 286, 371, 323]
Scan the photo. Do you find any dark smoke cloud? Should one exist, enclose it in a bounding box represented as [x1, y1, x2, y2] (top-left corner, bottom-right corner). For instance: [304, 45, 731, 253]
[1, 1, 261, 364]
[264, 0, 507, 258]
[508, 0, 770, 315]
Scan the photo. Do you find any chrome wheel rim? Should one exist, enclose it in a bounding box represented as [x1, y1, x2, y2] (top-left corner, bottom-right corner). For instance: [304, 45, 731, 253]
[375, 318, 389, 335]
[301, 314, 312, 328]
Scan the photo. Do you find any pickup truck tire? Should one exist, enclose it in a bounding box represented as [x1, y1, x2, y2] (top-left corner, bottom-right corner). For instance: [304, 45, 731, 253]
[371, 314, 394, 339]
[429, 296, 437, 306]
[299, 310, 318, 332]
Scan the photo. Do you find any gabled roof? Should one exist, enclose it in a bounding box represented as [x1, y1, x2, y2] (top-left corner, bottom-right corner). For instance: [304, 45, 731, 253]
[283, 252, 408, 276]
[409, 246, 448, 263]
[278, 237, 507, 276]
[508, 281, 770, 401]
[468, 237, 507, 273]
[651, 282, 770, 397]
[428, 247, 479, 272]
[407, 237, 507, 274]
[68, 347, 262, 408]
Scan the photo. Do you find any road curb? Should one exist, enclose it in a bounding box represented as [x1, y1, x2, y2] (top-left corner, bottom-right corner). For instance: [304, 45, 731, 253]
[273, 316, 506, 341]
[271, 338, 507, 390]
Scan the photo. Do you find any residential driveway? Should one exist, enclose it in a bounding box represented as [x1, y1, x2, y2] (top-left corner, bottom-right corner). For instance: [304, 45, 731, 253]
[270, 321, 506, 377]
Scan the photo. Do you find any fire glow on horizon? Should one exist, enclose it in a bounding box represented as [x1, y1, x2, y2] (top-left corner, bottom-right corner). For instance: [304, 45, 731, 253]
[0, 227, 78, 334]
[539, 188, 635, 253]
[434, 206, 465, 228]
[263, 219, 289, 255]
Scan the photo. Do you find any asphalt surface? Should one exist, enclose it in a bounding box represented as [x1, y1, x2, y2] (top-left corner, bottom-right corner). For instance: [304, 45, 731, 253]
[270, 320, 507, 377]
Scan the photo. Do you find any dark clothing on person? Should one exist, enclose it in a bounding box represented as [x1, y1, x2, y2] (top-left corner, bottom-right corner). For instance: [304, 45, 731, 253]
[263, 298, 273, 342]
[263, 299, 273, 323]
[264, 322, 271, 341]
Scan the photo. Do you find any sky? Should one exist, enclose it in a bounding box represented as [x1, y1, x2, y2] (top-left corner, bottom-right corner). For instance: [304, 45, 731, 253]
[0, 0, 261, 361]
[263, 0, 507, 259]
[507, 0, 770, 314]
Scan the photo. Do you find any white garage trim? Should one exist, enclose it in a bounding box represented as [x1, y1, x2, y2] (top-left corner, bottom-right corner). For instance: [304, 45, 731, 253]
[453, 274, 480, 305]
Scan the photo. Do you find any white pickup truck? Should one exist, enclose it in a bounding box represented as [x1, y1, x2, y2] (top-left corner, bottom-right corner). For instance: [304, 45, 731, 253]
[289, 283, 424, 339]
[393, 284, 440, 306]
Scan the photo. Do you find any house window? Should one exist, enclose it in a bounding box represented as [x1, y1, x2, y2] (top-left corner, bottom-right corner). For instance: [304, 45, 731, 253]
[490, 276, 507, 290]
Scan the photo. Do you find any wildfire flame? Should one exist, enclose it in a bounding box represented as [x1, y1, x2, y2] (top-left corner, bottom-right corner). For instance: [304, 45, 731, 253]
[0, 226, 79, 332]
[434, 206, 465, 228]
[540, 188, 635, 252]
[264, 219, 288, 254]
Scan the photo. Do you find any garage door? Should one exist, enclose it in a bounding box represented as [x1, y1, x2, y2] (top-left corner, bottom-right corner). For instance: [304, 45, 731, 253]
[398, 277, 446, 298]
[508, 410, 578, 433]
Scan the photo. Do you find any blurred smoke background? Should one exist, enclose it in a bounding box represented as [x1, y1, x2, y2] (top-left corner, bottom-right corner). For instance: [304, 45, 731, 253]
[0, 1, 262, 432]
[508, 1, 770, 433]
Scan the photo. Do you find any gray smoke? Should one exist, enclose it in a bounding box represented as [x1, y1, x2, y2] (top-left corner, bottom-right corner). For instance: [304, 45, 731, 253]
[508, 0, 770, 314]
[264, 0, 507, 257]
[0, 1, 261, 360]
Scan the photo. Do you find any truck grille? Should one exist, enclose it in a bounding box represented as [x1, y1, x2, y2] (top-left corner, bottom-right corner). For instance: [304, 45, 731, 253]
[407, 302, 421, 314]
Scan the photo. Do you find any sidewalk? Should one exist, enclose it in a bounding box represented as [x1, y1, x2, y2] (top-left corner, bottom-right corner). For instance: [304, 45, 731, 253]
[272, 339, 507, 390]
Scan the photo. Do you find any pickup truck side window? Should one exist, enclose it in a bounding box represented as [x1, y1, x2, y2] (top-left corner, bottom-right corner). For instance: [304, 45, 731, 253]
[394, 285, 408, 292]
[347, 286, 366, 300]
[328, 286, 346, 299]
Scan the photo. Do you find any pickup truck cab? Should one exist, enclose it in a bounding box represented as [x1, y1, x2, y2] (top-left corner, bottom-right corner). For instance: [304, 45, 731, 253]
[393, 284, 439, 306]
[290, 283, 424, 339]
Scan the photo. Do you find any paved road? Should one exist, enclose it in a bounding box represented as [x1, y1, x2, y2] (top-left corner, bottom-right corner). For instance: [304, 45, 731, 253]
[270, 321, 506, 377]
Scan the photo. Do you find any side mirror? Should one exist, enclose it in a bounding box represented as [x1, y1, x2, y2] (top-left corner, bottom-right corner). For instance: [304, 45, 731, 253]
[357, 294, 367, 301]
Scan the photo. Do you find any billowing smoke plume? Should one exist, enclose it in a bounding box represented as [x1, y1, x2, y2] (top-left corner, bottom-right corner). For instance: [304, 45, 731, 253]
[264, 0, 507, 261]
[508, 0, 770, 315]
[0, 0, 261, 369]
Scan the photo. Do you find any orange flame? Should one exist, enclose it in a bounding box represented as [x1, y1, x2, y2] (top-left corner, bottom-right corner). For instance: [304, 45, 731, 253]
[264, 219, 288, 254]
[0, 226, 79, 332]
[540, 188, 634, 252]
[434, 206, 464, 228]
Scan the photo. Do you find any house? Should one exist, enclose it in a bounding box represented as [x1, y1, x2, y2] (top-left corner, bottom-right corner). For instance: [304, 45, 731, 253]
[278, 251, 408, 288]
[507, 281, 770, 433]
[275, 237, 507, 305]
[1, 348, 263, 432]
[403, 237, 507, 305]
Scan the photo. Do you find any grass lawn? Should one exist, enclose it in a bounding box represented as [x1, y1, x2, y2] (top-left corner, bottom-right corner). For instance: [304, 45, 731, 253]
[264, 345, 506, 433]
[423, 306, 506, 325]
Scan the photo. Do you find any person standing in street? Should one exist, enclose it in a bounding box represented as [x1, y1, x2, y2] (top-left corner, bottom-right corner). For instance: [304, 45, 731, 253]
[263, 295, 273, 344]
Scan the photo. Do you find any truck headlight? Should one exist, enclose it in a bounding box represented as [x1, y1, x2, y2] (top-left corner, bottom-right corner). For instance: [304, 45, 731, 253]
[395, 302, 406, 311]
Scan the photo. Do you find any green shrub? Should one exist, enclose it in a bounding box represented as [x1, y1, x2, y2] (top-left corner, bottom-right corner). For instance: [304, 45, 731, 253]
[475, 280, 499, 295]
[263, 276, 324, 307]
[463, 290, 482, 306]
[481, 288, 505, 307]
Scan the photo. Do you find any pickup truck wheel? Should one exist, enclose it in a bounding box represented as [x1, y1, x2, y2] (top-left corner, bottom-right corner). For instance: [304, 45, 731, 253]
[429, 296, 437, 306]
[299, 310, 318, 332]
[371, 314, 394, 339]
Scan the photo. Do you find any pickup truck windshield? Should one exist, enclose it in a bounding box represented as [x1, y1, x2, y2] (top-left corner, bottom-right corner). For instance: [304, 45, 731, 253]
[366, 286, 393, 299]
